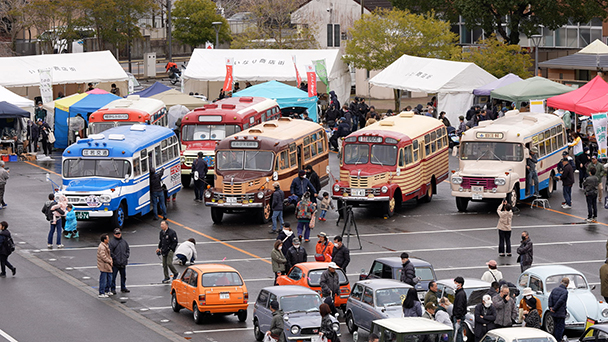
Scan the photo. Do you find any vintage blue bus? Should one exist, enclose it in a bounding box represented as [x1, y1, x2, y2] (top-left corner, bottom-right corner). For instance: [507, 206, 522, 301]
[61, 124, 182, 228]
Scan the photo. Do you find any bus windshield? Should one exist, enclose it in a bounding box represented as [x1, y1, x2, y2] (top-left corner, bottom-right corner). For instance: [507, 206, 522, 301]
[89, 121, 139, 135]
[371, 145, 398, 166]
[182, 124, 241, 141]
[344, 144, 369, 164]
[63, 159, 132, 178]
[216, 150, 274, 171]
[460, 142, 523, 162]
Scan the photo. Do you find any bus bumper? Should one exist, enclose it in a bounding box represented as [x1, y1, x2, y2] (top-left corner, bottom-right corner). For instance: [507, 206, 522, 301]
[73, 209, 114, 218]
[451, 191, 506, 200]
[331, 195, 390, 202]
[204, 202, 263, 208]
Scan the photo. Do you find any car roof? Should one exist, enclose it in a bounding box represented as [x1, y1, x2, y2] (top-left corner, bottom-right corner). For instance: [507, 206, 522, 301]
[373, 317, 454, 334]
[295, 262, 342, 271]
[374, 257, 433, 268]
[189, 264, 240, 273]
[523, 265, 582, 278]
[261, 285, 319, 296]
[355, 279, 413, 290]
[586, 323, 608, 334]
[437, 278, 492, 289]
[486, 327, 556, 340]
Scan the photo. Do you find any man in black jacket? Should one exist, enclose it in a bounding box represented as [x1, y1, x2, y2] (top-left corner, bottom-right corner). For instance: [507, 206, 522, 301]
[270, 182, 284, 234]
[453, 276, 467, 342]
[285, 238, 307, 271]
[400, 252, 416, 286]
[305, 165, 321, 204]
[156, 220, 178, 283]
[517, 231, 533, 272]
[109, 228, 130, 294]
[548, 277, 569, 341]
[330, 117, 351, 151]
[192, 152, 208, 202]
[558, 157, 575, 209]
[150, 167, 167, 220]
[331, 235, 350, 272]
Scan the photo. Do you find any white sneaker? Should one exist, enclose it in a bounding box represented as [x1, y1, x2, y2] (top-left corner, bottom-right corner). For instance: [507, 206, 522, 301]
[563, 204, 572, 209]
[98, 293, 108, 298]
[57, 244, 64, 249]
[47, 244, 53, 249]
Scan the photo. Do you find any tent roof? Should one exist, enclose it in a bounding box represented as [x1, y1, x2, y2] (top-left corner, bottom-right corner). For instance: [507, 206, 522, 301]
[183, 49, 345, 82]
[233, 80, 309, 99]
[55, 92, 120, 113]
[369, 54, 497, 93]
[0, 51, 128, 88]
[538, 53, 608, 71]
[578, 39, 608, 54]
[473, 73, 523, 96]
[546, 75, 608, 113]
[132, 82, 172, 97]
[0, 85, 34, 108]
[0, 101, 30, 118]
[149, 89, 207, 110]
[491, 76, 574, 103]
[573, 91, 608, 116]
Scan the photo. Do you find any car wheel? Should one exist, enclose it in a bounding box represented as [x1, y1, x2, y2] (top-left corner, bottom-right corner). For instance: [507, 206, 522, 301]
[346, 311, 358, 334]
[254, 319, 264, 341]
[237, 310, 247, 322]
[171, 292, 182, 312]
[543, 313, 554, 335]
[193, 303, 203, 324]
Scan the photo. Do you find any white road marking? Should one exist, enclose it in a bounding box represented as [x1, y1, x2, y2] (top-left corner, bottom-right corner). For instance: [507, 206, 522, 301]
[0, 328, 18, 342]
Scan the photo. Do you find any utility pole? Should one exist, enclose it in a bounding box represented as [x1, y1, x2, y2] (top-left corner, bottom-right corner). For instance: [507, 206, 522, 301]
[166, 0, 172, 62]
[361, 0, 364, 16]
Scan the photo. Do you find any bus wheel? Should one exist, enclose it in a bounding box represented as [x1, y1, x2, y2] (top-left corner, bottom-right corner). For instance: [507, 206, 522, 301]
[111, 201, 127, 228]
[181, 175, 191, 188]
[455, 197, 468, 212]
[259, 203, 271, 224]
[540, 171, 555, 198]
[211, 207, 223, 224]
[418, 183, 434, 203]
[383, 197, 395, 218]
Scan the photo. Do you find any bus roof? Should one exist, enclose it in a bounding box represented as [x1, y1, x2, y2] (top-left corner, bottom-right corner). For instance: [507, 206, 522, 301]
[216, 118, 323, 150]
[346, 111, 444, 143]
[461, 111, 563, 142]
[99, 95, 165, 114]
[63, 124, 175, 158]
[182, 96, 278, 123]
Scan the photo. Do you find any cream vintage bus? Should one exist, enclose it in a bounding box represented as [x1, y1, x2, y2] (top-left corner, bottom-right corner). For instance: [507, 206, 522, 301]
[450, 110, 567, 211]
[204, 117, 329, 224]
[332, 111, 450, 217]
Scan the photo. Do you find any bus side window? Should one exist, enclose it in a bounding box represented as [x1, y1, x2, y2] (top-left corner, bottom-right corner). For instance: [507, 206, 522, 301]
[551, 137, 557, 152]
[133, 157, 141, 177]
[538, 142, 545, 156]
[141, 154, 148, 174]
[304, 146, 311, 160]
[279, 150, 288, 170]
[425, 143, 430, 156]
[290, 152, 297, 168]
[161, 139, 169, 164]
[317, 141, 324, 155]
[557, 133, 564, 147]
[412, 140, 419, 162]
[405, 146, 413, 164]
[398, 149, 405, 167]
[154, 146, 161, 167]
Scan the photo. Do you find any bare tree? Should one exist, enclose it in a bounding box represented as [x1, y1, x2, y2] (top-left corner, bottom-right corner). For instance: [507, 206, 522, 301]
[0, 0, 32, 52]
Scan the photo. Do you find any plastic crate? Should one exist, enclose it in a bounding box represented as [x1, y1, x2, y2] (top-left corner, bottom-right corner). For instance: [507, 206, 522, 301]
[8, 155, 17, 162]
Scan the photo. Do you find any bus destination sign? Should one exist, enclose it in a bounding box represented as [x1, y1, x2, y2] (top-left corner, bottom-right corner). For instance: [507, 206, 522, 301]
[103, 114, 129, 120]
[230, 141, 259, 149]
[475, 132, 503, 139]
[82, 149, 110, 157]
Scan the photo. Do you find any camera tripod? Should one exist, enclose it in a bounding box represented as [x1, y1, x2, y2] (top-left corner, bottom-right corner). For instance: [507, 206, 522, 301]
[338, 199, 362, 250]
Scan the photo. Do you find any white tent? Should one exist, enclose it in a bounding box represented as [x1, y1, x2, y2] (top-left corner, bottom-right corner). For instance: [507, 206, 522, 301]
[0, 50, 129, 98]
[183, 49, 351, 107]
[369, 55, 497, 125]
[0, 85, 34, 108]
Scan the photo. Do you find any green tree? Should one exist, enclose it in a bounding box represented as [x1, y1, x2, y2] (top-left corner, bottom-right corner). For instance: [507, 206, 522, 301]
[343, 9, 459, 110]
[457, 35, 532, 79]
[172, 0, 231, 49]
[391, 0, 608, 45]
[25, 0, 83, 54]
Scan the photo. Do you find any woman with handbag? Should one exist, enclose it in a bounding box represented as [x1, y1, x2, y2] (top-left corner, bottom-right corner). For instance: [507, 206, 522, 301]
[295, 192, 316, 242]
[271, 240, 287, 285]
[315, 232, 333, 262]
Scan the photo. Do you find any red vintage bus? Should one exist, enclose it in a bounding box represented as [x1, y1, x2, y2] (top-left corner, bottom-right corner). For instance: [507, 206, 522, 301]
[179, 96, 280, 185]
[88, 96, 167, 135]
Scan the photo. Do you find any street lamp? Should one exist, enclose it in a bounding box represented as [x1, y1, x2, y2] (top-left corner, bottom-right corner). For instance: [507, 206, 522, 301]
[530, 34, 543, 77]
[212, 22, 222, 48]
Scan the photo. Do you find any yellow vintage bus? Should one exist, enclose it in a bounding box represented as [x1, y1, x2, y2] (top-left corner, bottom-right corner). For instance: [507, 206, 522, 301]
[450, 110, 567, 211]
[204, 117, 329, 224]
[332, 111, 450, 217]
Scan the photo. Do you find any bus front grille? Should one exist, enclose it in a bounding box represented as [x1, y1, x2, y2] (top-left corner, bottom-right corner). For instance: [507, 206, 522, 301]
[223, 183, 243, 194]
[461, 177, 494, 189]
[350, 176, 369, 188]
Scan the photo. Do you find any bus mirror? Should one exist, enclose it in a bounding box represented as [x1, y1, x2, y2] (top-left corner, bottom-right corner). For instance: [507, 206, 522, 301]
[266, 177, 270, 183]
[272, 172, 278, 181]
[396, 168, 401, 177]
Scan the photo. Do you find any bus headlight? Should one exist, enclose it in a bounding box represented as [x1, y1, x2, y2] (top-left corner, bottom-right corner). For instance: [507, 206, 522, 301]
[381, 186, 388, 193]
[290, 325, 300, 335]
[204, 190, 212, 199]
[99, 195, 111, 203]
[333, 184, 340, 192]
[180, 156, 185, 163]
[451, 176, 463, 184]
[602, 308, 608, 317]
[494, 178, 506, 186]
[257, 191, 264, 199]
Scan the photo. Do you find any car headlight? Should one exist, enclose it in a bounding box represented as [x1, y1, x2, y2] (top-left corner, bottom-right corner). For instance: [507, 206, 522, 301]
[602, 308, 608, 317]
[332, 323, 340, 332]
[290, 325, 300, 335]
[99, 195, 111, 203]
[333, 184, 340, 192]
[381, 185, 388, 193]
[494, 178, 506, 186]
[204, 190, 212, 199]
[257, 191, 264, 199]
[451, 176, 463, 184]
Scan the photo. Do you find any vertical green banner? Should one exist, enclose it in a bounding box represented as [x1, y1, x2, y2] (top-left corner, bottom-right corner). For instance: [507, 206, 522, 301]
[312, 59, 329, 92]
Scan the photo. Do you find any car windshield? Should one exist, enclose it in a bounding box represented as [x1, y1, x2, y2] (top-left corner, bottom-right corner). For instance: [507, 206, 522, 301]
[63, 159, 131, 178]
[182, 124, 241, 141]
[308, 269, 348, 286]
[201, 272, 243, 287]
[280, 294, 322, 313]
[460, 142, 523, 161]
[216, 150, 274, 171]
[89, 121, 139, 134]
[375, 287, 410, 307]
[545, 274, 588, 291]
[370, 145, 398, 166]
[344, 144, 369, 164]
[465, 288, 488, 307]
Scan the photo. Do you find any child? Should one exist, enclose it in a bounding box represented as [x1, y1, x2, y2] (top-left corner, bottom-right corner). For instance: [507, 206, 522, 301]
[64, 204, 79, 238]
[318, 192, 334, 221]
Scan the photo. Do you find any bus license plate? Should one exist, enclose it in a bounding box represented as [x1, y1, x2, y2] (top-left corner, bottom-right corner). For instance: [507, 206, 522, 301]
[226, 197, 236, 203]
[471, 186, 483, 192]
[220, 293, 230, 299]
[351, 189, 365, 197]
[75, 211, 89, 220]
[472, 193, 483, 200]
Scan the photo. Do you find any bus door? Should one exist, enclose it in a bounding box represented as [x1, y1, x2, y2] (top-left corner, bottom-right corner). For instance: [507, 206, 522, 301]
[297, 145, 303, 170]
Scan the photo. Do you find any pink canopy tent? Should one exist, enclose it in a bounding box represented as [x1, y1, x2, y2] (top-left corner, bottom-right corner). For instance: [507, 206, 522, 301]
[575, 92, 608, 116]
[546, 75, 608, 115]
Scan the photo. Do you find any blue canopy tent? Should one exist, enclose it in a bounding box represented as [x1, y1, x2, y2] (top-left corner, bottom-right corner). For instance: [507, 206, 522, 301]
[233, 81, 318, 121]
[54, 91, 121, 148]
[0, 101, 29, 118]
[130, 81, 171, 98]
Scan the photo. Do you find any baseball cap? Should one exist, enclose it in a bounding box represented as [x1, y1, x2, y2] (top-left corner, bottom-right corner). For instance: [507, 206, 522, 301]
[114, 228, 122, 234]
[592, 155, 598, 159]
[562, 151, 568, 156]
[328, 262, 338, 269]
[317, 232, 327, 238]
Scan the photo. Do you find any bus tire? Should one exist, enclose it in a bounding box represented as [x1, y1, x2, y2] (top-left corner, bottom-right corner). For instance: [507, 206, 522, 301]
[540, 171, 555, 198]
[418, 180, 434, 203]
[259, 203, 271, 224]
[382, 197, 396, 218]
[455, 197, 468, 212]
[181, 175, 191, 188]
[111, 201, 127, 229]
[211, 207, 223, 224]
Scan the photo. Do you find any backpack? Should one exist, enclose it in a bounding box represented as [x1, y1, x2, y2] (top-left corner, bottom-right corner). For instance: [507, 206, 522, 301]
[3, 235, 14, 255]
[42, 200, 57, 221]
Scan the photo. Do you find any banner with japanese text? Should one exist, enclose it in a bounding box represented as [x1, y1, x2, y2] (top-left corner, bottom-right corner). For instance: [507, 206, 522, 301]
[292, 55, 301, 86]
[38, 68, 53, 104]
[592, 112, 608, 158]
[305, 65, 316, 97]
[222, 57, 234, 92]
[312, 59, 329, 92]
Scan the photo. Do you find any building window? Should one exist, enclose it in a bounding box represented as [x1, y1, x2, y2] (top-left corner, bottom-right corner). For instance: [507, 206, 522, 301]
[327, 24, 341, 47]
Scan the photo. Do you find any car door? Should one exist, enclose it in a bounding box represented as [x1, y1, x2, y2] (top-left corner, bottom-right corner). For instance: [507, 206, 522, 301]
[349, 284, 365, 327]
[255, 290, 271, 332]
[183, 270, 199, 310]
[177, 269, 194, 309]
[284, 266, 303, 285]
[360, 286, 376, 331]
[368, 261, 384, 279]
